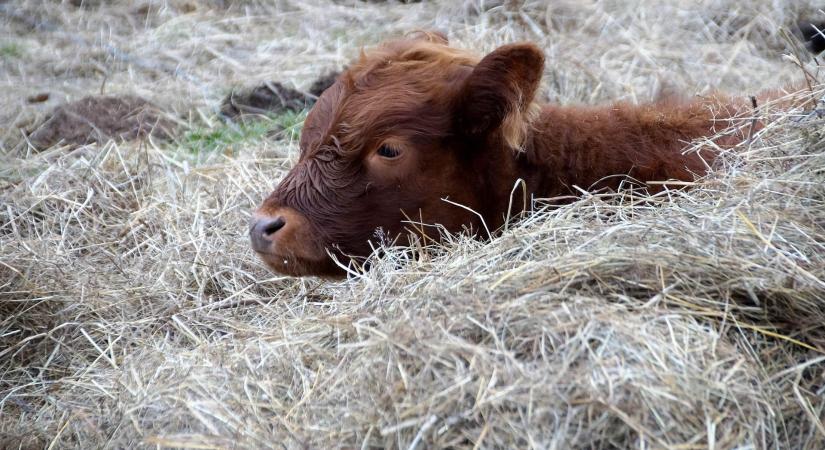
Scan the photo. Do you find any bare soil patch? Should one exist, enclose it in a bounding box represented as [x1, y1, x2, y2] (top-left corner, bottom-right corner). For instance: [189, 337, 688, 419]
[220, 71, 339, 120]
[220, 81, 314, 119]
[25, 95, 176, 150]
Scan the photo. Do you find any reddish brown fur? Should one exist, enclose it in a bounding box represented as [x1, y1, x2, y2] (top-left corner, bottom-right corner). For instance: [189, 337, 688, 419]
[252, 33, 767, 278]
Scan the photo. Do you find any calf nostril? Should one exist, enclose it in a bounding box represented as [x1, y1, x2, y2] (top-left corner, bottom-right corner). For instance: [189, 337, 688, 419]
[261, 217, 286, 236]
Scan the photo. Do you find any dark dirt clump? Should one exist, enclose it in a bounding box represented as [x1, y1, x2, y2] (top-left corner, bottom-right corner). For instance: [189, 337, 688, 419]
[308, 70, 340, 97]
[220, 71, 340, 120]
[220, 81, 312, 119]
[357, 0, 423, 3]
[798, 20, 825, 54]
[26, 95, 176, 150]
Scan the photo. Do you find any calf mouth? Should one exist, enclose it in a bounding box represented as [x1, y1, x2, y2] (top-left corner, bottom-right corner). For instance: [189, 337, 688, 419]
[254, 250, 346, 278]
[249, 208, 347, 278]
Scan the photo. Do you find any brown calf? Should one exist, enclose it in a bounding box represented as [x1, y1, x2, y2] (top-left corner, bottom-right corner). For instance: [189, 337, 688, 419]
[251, 32, 771, 278]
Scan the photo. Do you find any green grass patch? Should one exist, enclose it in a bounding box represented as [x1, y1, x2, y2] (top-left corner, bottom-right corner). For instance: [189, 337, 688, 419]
[179, 110, 307, 155]
[271, 109, 308, 141]
[0, 43, 23, 60]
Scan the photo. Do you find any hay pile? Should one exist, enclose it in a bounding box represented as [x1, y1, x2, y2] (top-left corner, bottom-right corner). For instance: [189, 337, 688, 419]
[2, 0, 824, 448]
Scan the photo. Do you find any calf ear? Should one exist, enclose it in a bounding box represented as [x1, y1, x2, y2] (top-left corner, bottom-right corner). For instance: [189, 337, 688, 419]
[454, 43, 544, 148]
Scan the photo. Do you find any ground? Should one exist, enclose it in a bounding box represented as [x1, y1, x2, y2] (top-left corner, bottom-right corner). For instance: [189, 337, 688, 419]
[1, 0, 825, 449]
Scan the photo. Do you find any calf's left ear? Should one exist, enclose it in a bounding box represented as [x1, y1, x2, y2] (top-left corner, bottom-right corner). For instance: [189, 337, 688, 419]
[453, 43, 544, 148]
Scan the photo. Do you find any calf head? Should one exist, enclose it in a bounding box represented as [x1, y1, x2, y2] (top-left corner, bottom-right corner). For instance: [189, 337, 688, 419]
[252, 33, 545, 277]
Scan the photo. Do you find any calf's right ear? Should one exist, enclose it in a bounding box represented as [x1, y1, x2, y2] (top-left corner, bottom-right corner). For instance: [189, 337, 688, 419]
[453, 43, 545, 149]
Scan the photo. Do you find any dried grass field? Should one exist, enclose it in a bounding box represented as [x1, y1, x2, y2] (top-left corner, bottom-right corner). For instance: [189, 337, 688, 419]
[2, 0, 825, 448]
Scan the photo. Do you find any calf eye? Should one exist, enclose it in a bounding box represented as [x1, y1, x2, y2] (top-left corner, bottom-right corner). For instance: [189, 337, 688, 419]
[377, 144, 401, 158]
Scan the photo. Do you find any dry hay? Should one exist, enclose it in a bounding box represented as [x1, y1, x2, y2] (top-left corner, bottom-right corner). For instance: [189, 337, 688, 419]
[2, 0, 825, 449]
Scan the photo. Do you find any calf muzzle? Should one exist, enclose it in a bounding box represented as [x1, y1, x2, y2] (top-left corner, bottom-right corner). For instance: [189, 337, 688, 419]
[249, 215, 286, 254]
[249, 206, 344, 277]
